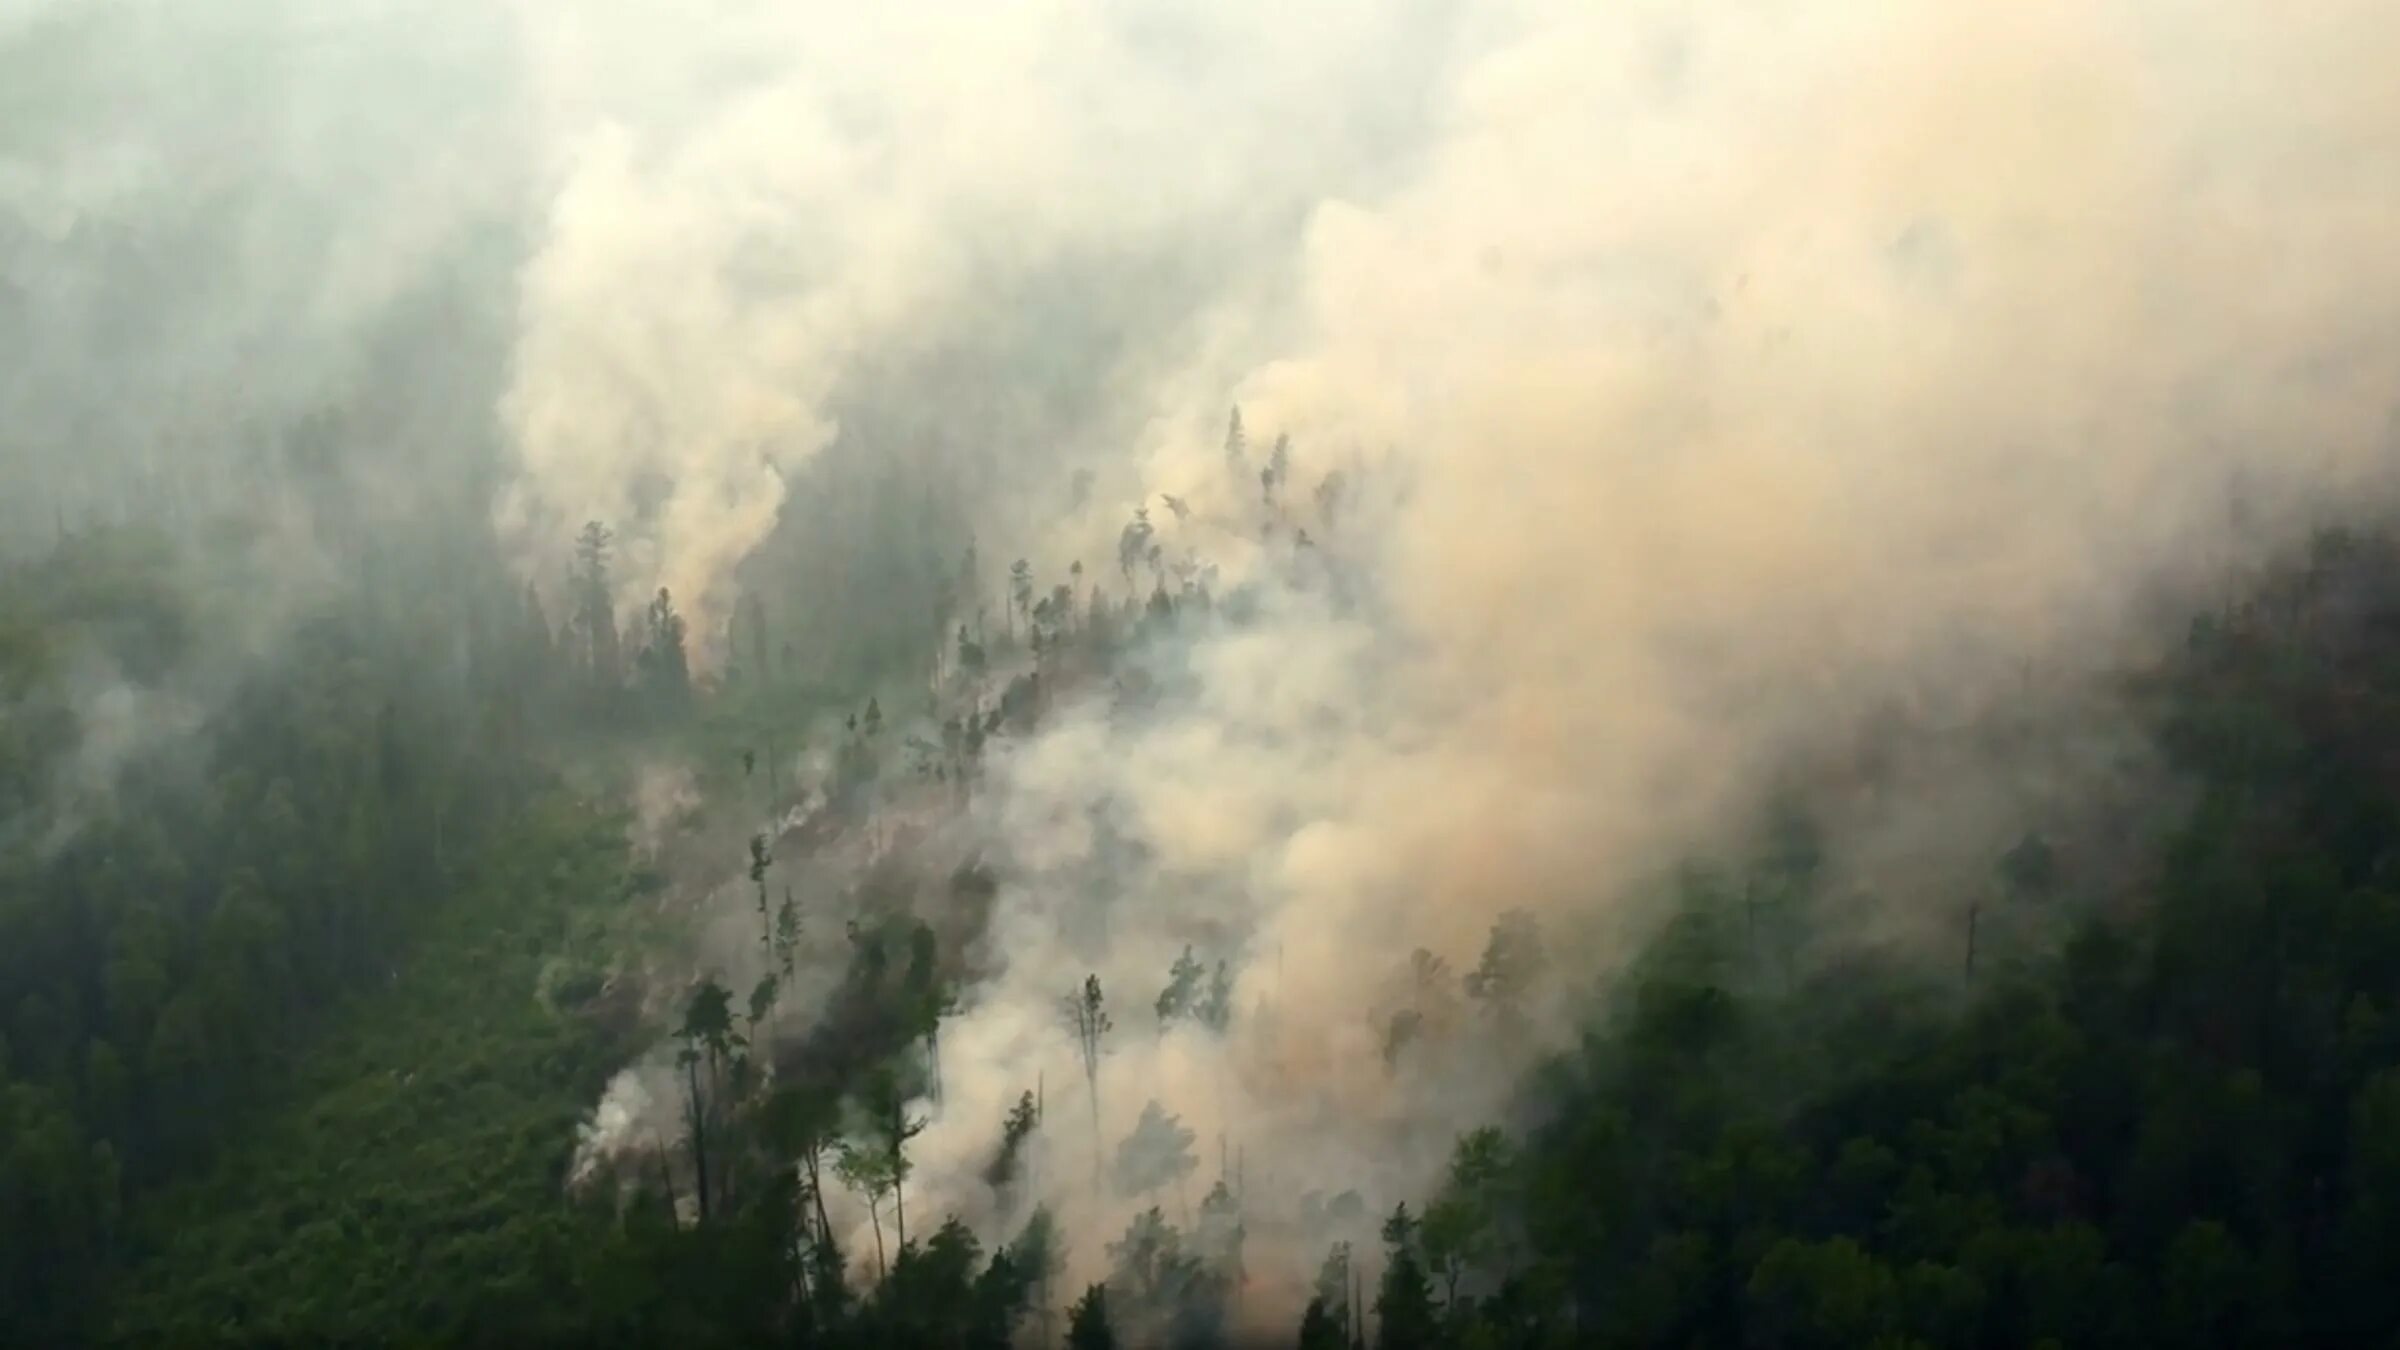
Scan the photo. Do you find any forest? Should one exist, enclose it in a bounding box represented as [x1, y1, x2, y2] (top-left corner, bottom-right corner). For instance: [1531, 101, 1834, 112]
[9, 1, 2400, 1346]
[13, 428, 2400, 1348]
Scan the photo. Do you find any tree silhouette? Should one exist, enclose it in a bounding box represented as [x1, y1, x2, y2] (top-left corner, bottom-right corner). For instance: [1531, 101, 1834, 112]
[1112, 1099, 1199, 1216]
[1063, 974, 1112, 1182]
[1066, 1283, 1117, 1350]
[835, 1141, 896, 1283]
[1374, 1205, 1439, 1350]
[676, 977, 738, 1223]
[638, 587, 689, 710]
[748, 832, 773, 952]
[1463, 910, 1545, 1028]
[1155, 945, 1206, 1029]
[860, 1066, 927, 1251]
[986, 1090, 1041, 1194]
[1117, 508, 1154, 596]
[1263, 432, 1292, 508]
[1196, 959, 1235, 1034]
[571, 521, 619, 694]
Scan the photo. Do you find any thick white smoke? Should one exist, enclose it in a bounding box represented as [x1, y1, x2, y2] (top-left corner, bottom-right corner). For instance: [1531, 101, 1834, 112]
[492, 0, 1463, 650]
[856, 0, 2400, 1330]
[22, 0, 2393, 1336]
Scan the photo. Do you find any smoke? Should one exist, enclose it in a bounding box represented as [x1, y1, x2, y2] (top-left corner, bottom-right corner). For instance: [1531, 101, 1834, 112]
[0, 0, 527, 538]
[14, 0, 2400, 1335]
[851, 0, 2400, 1330]
[488, 0, 1465, 653]
[625, 760, 702, 863]
[537, 0, 2400, 1331]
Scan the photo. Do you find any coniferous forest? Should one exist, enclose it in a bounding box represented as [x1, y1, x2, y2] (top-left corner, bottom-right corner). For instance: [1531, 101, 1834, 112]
[8, 2, 2400, 1347]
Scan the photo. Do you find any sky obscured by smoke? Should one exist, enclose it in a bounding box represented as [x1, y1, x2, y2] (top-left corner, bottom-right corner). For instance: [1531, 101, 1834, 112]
[10, 0, 2400, 1331]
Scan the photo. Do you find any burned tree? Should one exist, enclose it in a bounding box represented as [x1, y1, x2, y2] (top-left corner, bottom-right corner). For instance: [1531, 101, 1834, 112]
[1063, 974, 1113, 1182]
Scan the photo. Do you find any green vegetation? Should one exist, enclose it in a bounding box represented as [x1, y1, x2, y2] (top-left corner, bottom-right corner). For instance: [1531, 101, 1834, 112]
[0, 519, 569, 1343]
[111, 795, 636, 1342]
[1317, 528, 2400, 1349]
[16, 388, 2400, 1350]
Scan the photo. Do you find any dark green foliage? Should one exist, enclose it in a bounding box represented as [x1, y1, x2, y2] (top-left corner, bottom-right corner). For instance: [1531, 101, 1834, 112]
[1299, 1296, 1346, 1350]
[1068, 1282, 1119, 1350]
[0, 279, 1026, 1345]
[105, 798, 640, 1344]
[637, 586, 692, 713]
[1375, 1206, 1441, 1350]
[0, 517, 603, 1341]
[24, 396, 2400, 1350]
[1343, 527, 2400, 1349]
[987, 1088, 1040, 1192]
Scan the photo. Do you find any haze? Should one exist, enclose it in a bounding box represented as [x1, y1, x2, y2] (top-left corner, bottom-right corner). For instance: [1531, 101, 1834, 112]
[5, 1, 2399, 1346]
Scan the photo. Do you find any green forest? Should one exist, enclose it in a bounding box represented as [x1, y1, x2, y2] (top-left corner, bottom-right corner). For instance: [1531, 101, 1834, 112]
[13, 435, 2400, 1348]
[8, 4, 2398, 1347]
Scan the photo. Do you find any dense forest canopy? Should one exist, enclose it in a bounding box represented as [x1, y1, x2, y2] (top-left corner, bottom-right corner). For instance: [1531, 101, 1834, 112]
[6, 1, 2400, 1347]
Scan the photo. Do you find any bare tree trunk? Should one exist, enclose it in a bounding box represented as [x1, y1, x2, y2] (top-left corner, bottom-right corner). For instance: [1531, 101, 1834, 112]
[806, 1145, 834, 1253]
[790, 1191, 815, 1320]
[894, 1169, 908, 1251]
[869, 1197, 887, 1283]
[655, 1139, 680, 1223]
[1353, 1267, 1367, 1350]
[685, 1056, 713, 1224]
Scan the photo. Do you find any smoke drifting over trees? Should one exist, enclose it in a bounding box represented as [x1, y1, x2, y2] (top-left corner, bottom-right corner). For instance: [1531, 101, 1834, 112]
[7, 0, 2400, 1344]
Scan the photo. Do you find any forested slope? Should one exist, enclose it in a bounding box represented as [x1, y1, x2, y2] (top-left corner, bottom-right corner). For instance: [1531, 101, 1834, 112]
[13, 497, 2400, 1350]
[1321, 528, 2400, 1350]
[0, 520, 565, 1341]
[15, 475, 2400, 1350]
[107, 796, 635, 1342]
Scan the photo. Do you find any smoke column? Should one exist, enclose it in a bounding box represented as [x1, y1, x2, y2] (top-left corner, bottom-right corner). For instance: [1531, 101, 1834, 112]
[17, 0, 2395, 1334]
[834, 0, 2400, 1328]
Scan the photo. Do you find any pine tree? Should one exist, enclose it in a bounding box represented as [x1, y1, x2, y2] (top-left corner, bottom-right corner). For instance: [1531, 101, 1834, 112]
[571, 521, 619, 696]
[1067, 1283, 1117, 1350]
[1197, 959, 1235, 1033]
[1299, 1297, 1346, 1350]
[1375, 1206, 1439, 1350]
[1463, 910, 1545, 1028]
[1111, 1099, 1199, 1215]
[676, 977, 737, 1223]
[986, 1090, 1041, 1193]
[1155, 946, 1206, 1029]
[640, 587, 689, 710]
[1064, 975, 1112, 1183]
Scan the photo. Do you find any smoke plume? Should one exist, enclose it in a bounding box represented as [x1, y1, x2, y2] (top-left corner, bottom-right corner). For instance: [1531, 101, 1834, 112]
[531, 0, 2400, 1331]
[13, 0, 2400, 1336]
[491, 0, 1459, 649]
[864, 0, 2400, 1328]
